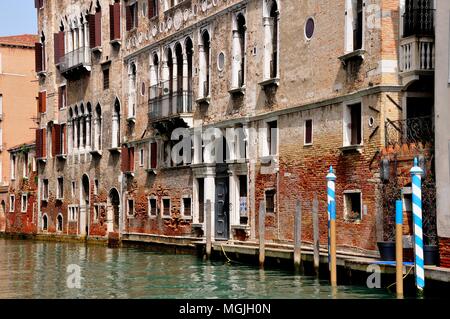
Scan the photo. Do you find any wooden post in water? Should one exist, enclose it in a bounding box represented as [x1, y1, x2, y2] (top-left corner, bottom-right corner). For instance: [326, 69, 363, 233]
[259, 201, 266, 267]
[330, 200, 337, 287]
[312, 194, 320, 275]
[205, 199, 212, 259]
[396, 200, 404, 298]
[294, 200, 302, 271]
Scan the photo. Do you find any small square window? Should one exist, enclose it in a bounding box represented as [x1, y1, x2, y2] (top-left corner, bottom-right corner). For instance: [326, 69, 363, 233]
[344, 192, 362, 222]
[21, 194, 28, 213]
[148, 198, 157, 216]
[103, 68, 110, 90]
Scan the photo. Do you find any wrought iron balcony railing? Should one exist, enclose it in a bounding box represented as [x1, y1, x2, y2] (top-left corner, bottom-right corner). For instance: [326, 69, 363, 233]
[403, 8, 435, 37]
[58, 47, 91, 74]
[385, 116, 434, 147]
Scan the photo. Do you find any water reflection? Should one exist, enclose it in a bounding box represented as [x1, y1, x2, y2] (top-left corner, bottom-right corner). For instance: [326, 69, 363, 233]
[0, 239, 394, 299]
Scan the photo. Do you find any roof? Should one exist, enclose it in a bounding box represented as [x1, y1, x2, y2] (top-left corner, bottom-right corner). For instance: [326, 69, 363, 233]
[8, 141, 36, 153]
[0, 34, 39, 48]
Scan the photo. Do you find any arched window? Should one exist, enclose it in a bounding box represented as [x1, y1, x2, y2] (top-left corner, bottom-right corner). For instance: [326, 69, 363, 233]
[175, 42, 183, 112]
[86, 103, 92, 150]
[128, 63, 137, 119]
[199, 31, 210, 98]
[94, 104, 102, 151]
[112, 99, 121, 148]
[57, 214, 63, 232]
[185, 37, 193, 112]
[232, 13, 246, 88]
[266, 1, 279, 79]
[42, 215, 48, 231]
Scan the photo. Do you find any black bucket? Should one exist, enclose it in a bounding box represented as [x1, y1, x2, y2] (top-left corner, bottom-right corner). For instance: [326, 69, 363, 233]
[377, 241, 396, 261]
[424, 245, 440, 266]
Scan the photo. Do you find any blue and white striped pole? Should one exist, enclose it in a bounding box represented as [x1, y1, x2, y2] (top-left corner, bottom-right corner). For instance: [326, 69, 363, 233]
[327, 166, 336, 271]
[410, 157, 425, 291]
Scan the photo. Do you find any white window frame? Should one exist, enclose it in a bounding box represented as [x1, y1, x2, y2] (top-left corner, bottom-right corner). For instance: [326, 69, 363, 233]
[21, 193, 28, 213]
[9, 194, 15, 212]
[68, 205, 79, 222]
[139, 147, 144, 167]
[181, 196, 192, 219]
[10, 154, 16, 181]
[304, 118, 314, 146]
[56, 213, 63, 233]
[127, 197, 135, 217]
[148, 196, 158, 217]
[42, 179, 49, 201]
[23, 152, 29, 178]
[343, 99, 364, 147]
[344, 0, 366, 53]
[161, 197, 171, 219]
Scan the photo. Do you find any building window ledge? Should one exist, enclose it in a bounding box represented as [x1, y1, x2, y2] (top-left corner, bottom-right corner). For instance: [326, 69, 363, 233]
[258, 78, 280, 89]
[338, 49, 366, 66]
[108, 147, 121, 154]
[92, 46, 103, 54]
[260, 155, 278, 165]
[56, 154, 67, 160]
[127, 116, 136, 124]
[145, 168, 157, 175]
[162, 216, 172, 220]
[37, 157, 47, 163]
[90, 149, 103, 157]
[195, 96, 211, 106]
[340, 145, 363, 154]
[110, 39, 122, 47]
[192, 223, 204, 229]
[37, 70, 48, 78]
[228, 86, 246, 96]
[124, 171, 135, 177]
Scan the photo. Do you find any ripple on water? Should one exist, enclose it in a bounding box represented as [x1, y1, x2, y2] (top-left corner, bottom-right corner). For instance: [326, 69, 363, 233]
[0, 239, 394, 299]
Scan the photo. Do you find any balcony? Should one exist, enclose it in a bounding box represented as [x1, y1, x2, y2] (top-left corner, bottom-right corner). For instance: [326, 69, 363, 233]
[58, 47, 91, 79]
[148, 81, 193, 130]
[400, 8, 434, 85]
[385, 116, 434, 148]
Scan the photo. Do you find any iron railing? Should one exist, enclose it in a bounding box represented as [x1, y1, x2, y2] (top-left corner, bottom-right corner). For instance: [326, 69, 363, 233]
[403, 8, 435, 37]
[385, 116, 434, 146]
[59, 47, 91, 73]
[148, 81, 192, 121]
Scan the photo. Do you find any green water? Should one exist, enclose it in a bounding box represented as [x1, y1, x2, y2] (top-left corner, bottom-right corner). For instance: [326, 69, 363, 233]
[0, 238, 394, 299]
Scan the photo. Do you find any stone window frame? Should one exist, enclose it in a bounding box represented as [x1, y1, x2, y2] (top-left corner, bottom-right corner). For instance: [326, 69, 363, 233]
[343, 190, 363, 223]
[57, 176, 64, 200]
[264, 188, 277, 214]
[147, 196, 158, 218]
[344, 0, 366, 54]
[68, 205, 79, 222]
[9, 194, 15, 213]
[161, 197, 172, 219]
[181, 196, 192, 220]
[139, 146, 145, 167]
[342, 98, 364, 148]
[21, 193, 28, 213]
[42, 178, 49, 201]
[42, 214, 49, 232]
[127, 196, 135, 218]
[93, 203, 106, 223]
[56, 213, 64, 233]
[304, 118, 314, 146]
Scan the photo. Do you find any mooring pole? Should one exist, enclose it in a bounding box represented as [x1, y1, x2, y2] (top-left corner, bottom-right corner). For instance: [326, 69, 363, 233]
[330, 200, 337, 287]
[294, 200, 302, 271]
[326, 166, 336, 272]
[396, 200, 404, 298]
[259, 201, 266, 267]
[410, 158, 425, 293]
[205, 199, 212, 259]
[312, 194, 320, 275]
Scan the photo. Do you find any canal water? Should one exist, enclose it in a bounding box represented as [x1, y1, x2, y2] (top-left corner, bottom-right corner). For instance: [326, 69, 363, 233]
[0, 238, 394, 299]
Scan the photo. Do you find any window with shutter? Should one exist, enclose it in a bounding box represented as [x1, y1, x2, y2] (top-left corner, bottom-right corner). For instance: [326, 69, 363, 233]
[54, 32, 65, 64]
[59, 85, 67, 109]
[150, 142, 157, 169]
[148, 0, 158, 18]
[88, 14, 97, 48]
[38, 92, 47, 113]
[35, 42, 43, 73]
[114, 2, 121, 40]
[95, 10, 102, 48]
[42, 128, 47, 158]
[121, 146, 129, 172]
[35, 129, 42, 159]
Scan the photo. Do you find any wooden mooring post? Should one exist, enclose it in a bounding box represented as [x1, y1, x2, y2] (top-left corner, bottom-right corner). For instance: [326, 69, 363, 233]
[312, 194, 320, 275]
[259, 201, 266, 267]
[294, 200, 302, 271]
[205, 200, 212, 259]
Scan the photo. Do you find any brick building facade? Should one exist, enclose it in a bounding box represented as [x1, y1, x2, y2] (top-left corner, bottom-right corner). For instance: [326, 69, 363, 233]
[31, 0, 441, 264]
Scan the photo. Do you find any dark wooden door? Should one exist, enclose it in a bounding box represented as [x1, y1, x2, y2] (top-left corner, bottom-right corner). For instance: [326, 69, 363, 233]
[215, 178, 229, 240]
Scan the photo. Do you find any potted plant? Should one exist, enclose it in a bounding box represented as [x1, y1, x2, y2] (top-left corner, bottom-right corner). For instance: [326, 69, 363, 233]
[422, 174, 439, 266]
[378, 177, 400, 261]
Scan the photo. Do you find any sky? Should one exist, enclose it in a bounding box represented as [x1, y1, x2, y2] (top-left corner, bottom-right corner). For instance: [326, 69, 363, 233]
[0, 0, 37, 36]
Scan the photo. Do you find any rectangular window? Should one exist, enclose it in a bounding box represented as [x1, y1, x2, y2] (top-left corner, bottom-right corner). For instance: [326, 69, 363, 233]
[59, 85, 67, 109]
[344, 191, 362, 222]
[344, 102, 362, 146]
[139, 147, 144, 167]
[23, 152, 29, 178]
[239, 175, 248, 224]
[148, 197, 157, 216]
[9, 195, 15, 212]
[38, 91, 46, 114]
[345, 0, 364, 52]
[71, 181, 76, 197]
[94, 205, 100, 222]
[103, 68, 110, 90]
[126, 2, 138, 31]
[94, 179, 99, 195]
[149, 0, 159, 18]
[21, 194, 28, 213]
[267, 120, 278, 156]
[304, 119, 313, 145]
[69, 206, 79, 222]
[127, 198, 135, 216]
[183, 198, 192, 217]
[265, 189, 276, 214]
[150, 142, 158, 169]
[110, 2, 121, 41]
[57, 177, 64, 200]
[197, 178, 204, 223]
[11, 154, 16, 180]
[42, 179, 49, 201]
[162, 198, 171, 217]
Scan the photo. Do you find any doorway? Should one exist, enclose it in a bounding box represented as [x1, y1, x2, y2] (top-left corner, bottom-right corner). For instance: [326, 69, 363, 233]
[107, 188, 120, 234]
[215, 177, 230, 240]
